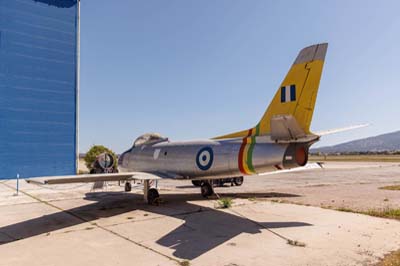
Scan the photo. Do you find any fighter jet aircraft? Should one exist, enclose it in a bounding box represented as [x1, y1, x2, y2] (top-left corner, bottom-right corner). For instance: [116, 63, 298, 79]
[27, 43, 365, 204]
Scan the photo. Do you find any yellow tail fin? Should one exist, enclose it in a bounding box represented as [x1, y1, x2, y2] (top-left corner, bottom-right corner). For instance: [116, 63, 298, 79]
[215, 43, 328, 139]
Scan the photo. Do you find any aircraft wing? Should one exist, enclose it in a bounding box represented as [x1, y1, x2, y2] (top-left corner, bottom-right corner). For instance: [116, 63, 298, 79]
[314, 123, 369, 136]
[25, 172, 166, 185]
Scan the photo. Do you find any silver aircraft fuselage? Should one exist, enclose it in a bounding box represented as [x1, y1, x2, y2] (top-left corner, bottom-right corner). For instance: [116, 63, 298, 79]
[118, 136, 309, 180]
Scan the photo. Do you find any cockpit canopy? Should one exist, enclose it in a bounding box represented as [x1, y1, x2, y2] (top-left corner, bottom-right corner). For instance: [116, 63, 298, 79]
[133, 133, 168, 147]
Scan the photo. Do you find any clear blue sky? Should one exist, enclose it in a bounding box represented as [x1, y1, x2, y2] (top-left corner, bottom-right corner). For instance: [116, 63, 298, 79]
[79, 0, 400, 153]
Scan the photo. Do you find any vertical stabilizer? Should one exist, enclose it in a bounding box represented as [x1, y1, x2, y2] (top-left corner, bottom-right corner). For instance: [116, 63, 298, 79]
[215, 43, 328, 139]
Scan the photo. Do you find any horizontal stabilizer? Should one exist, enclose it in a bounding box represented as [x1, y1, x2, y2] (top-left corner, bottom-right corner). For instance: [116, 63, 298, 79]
[314, 123, 369, 136]
[259, 162, 324, 176]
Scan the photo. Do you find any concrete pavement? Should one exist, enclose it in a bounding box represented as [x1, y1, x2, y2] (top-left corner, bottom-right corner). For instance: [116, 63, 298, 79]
[0, 162, 400, 265]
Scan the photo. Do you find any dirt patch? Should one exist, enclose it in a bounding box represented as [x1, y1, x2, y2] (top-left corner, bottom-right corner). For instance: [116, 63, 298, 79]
[376, 250, 400, 266]
[380, 185, 400, 191]
[334, 206, 400, 220]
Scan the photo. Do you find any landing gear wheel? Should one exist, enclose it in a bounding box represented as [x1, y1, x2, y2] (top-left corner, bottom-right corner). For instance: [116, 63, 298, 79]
[234, 176, 244, 186]
[201, 182, 214, 198]
[124, 182, 132, 192]
[147, 188, 160, 205]
[191, 180, 202, 187]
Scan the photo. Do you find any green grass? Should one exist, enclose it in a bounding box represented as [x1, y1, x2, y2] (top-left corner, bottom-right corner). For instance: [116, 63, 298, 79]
[365, 208, 400, 219]
[335, 207, 354, 213]
[335, 206, 400, 220]
[268, 199, 400, 220]
[380, 185, 400, 191]
[217, 197, 233, 208]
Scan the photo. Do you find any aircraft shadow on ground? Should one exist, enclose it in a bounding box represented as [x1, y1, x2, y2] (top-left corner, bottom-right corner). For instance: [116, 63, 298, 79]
[0, 191, 310, 260]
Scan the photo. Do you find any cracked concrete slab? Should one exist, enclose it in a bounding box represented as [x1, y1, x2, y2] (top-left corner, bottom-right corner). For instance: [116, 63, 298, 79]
[0, 161, 399, 265]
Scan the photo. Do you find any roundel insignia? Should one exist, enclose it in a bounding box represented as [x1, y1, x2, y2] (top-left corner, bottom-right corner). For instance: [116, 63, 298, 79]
[196, 147, 214, 171]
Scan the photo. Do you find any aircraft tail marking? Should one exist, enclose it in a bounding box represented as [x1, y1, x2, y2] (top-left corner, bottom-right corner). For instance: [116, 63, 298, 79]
[215, 43, 328, 140]
[238, 124, 260, 175]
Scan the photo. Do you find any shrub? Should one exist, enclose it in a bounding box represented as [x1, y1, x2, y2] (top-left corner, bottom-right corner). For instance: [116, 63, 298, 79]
[217, 197, 233, 208]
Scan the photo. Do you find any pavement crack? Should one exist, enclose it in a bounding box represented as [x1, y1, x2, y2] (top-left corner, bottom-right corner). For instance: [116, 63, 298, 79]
[227, 203, 306, 247]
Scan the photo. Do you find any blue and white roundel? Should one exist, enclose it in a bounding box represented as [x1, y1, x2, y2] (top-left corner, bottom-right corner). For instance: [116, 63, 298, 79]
[196, 147, 214, 171]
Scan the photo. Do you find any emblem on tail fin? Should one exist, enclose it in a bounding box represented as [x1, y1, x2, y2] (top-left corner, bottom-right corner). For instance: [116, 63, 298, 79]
[280, 85, 296, 103]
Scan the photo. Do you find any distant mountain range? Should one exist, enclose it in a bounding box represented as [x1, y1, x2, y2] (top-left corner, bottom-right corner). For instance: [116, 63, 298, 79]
[311, 130, 400, 153]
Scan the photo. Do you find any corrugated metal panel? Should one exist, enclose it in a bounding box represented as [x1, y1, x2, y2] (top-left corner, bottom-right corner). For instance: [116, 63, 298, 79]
[0, 0, 78, 179]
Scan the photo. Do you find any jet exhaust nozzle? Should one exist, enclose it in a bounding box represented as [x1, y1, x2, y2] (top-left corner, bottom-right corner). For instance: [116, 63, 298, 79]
[282, 144, 309, 169]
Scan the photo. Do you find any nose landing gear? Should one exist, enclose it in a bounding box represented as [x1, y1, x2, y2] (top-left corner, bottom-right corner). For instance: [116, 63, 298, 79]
[124, 182, 132, 192]
[147, 188, 160, 204]
[143, 180, 160, 205]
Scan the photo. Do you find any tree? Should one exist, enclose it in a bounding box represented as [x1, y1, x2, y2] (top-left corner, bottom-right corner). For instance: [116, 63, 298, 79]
[84, 145, 118, 171]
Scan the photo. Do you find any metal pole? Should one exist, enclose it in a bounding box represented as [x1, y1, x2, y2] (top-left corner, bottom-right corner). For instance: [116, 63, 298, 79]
[75, 0, 81, 174]
[16, 173, 19, 196]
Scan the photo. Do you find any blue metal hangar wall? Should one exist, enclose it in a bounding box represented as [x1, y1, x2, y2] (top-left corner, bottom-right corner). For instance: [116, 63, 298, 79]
[0, 0, 79, 179]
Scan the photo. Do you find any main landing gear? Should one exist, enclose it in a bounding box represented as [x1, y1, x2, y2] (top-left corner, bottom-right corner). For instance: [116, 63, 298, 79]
[233, 176, 243, 186]
[197, 176, 244, 198]
[143, 180, 213, 201]
[191, 180, 202, 187]
[200, 182, 214, 198]
[192, 177, 244, 188]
